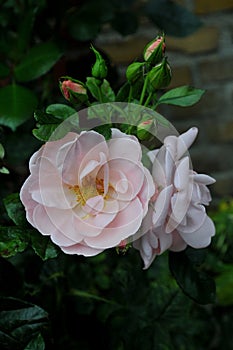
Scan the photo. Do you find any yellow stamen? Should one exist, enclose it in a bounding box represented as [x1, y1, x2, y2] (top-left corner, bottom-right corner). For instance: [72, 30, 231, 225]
[69, 177, 106, 206]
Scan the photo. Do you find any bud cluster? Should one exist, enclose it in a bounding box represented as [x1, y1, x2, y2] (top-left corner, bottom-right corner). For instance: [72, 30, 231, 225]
[58, 34, 172, 112]
[126, 33, 172, 91]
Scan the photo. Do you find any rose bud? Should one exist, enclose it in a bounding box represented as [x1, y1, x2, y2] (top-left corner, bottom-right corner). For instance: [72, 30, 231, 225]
[126, 62, 144, 84]
[143, 35, 166, 65]
[91, 45, 108, 79]
[59, 77, 87, 104]
[137, 119, 153, 140]
[147, 58, 172, 90]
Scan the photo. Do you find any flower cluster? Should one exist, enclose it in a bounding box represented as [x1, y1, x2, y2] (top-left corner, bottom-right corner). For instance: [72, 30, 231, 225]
[20, 34, 216, 269]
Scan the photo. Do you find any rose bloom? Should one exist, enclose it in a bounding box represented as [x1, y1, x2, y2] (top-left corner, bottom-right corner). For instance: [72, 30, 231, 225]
[20, 129, 155, 256]
[133, 127, 216, 269]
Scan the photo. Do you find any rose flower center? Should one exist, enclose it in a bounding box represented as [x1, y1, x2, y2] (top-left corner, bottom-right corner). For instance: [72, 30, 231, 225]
[69, 178, 105, 206]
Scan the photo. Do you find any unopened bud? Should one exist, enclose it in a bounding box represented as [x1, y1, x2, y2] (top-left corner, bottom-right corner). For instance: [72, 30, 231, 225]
[126, 62, 144, 84]
[143, 35, 166, 64]
[137, 119, 153, 140]
[147, 58, 172, 90]
[59, 77, 87, 104]
[91, 45, 108, 79]
[116, 239, 131, 255]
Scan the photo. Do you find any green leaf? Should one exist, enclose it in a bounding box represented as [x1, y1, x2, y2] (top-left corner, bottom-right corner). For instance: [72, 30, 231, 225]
[157, 86, 205, 107]
[70, 288, 118, 305]
[0, 143, 5, 159]
[30, 230, 59, 261]
[86, 77, 101, 100]
[33, 104, 78, 141]
[14, 42, 63, 82]
[116, 82, 130, 102]
[93, 124, 112, 140]
[45, 103, 77, 120]
[0, 297, 48, 350]
[100, 79, 115, 102]
[34, 109, 61, 125]
[24, 333, 45, 350]
[169, 249, 216, 305]
[16, 8, 36, 55]
[145, 0, 202, 37]
[0, 227, 29, 258]
[3, 193, 28, 226]
[0, 167, 9, 174]
[0, 84, 38, 130]
[32, 122, 73, 142]
[32, 124, 58, 141]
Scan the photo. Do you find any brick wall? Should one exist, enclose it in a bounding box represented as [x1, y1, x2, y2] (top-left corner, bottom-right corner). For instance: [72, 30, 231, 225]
[94, 0, 233, 200]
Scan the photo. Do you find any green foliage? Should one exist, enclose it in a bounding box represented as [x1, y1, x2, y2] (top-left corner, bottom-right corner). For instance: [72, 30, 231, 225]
[169, 248, 216, 304]
[3, 193, 28, 227]
[0, 84, 38, 130]
[1, 192, 59, 261]
[0, 227, 29, 258]
[208, 199, 233, 307]
[0, 297, 48, 350]
[14, 42, 63, 82]
[24, 333, 45, 350]
[157, 86, 205, 107]
[33, 104, 78, 141]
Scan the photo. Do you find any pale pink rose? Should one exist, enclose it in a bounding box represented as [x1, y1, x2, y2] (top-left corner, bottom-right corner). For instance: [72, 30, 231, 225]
[20, 129, 155, 257]
[133, 127, 216, 269]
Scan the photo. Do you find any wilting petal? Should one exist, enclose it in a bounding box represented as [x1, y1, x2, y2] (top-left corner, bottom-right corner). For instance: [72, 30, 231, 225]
[169, 230, 187, 252]
[133, 233, 155, 270]
[178, 203, 206, 234]
[179, 215, 215, 248]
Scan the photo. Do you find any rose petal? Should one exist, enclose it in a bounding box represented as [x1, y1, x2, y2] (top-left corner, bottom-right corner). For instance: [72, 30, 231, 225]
[152, 185, 173, 227]
[32, 204, 56, 235]
[108, 137, 141, 161]
[32, 158, 77, 209]
[169, 231, 187, 252]
[51, 230, 77, 247]
[60, 242, 104, 256]
[178, 203, 206, 234]
[177, 127, 198, 159]
[179, 215, 215, 248]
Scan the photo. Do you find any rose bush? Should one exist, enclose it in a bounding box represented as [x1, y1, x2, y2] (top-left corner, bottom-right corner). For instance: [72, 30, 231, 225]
[20, 128, 155, 256]
[133, 127, 216, 269]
